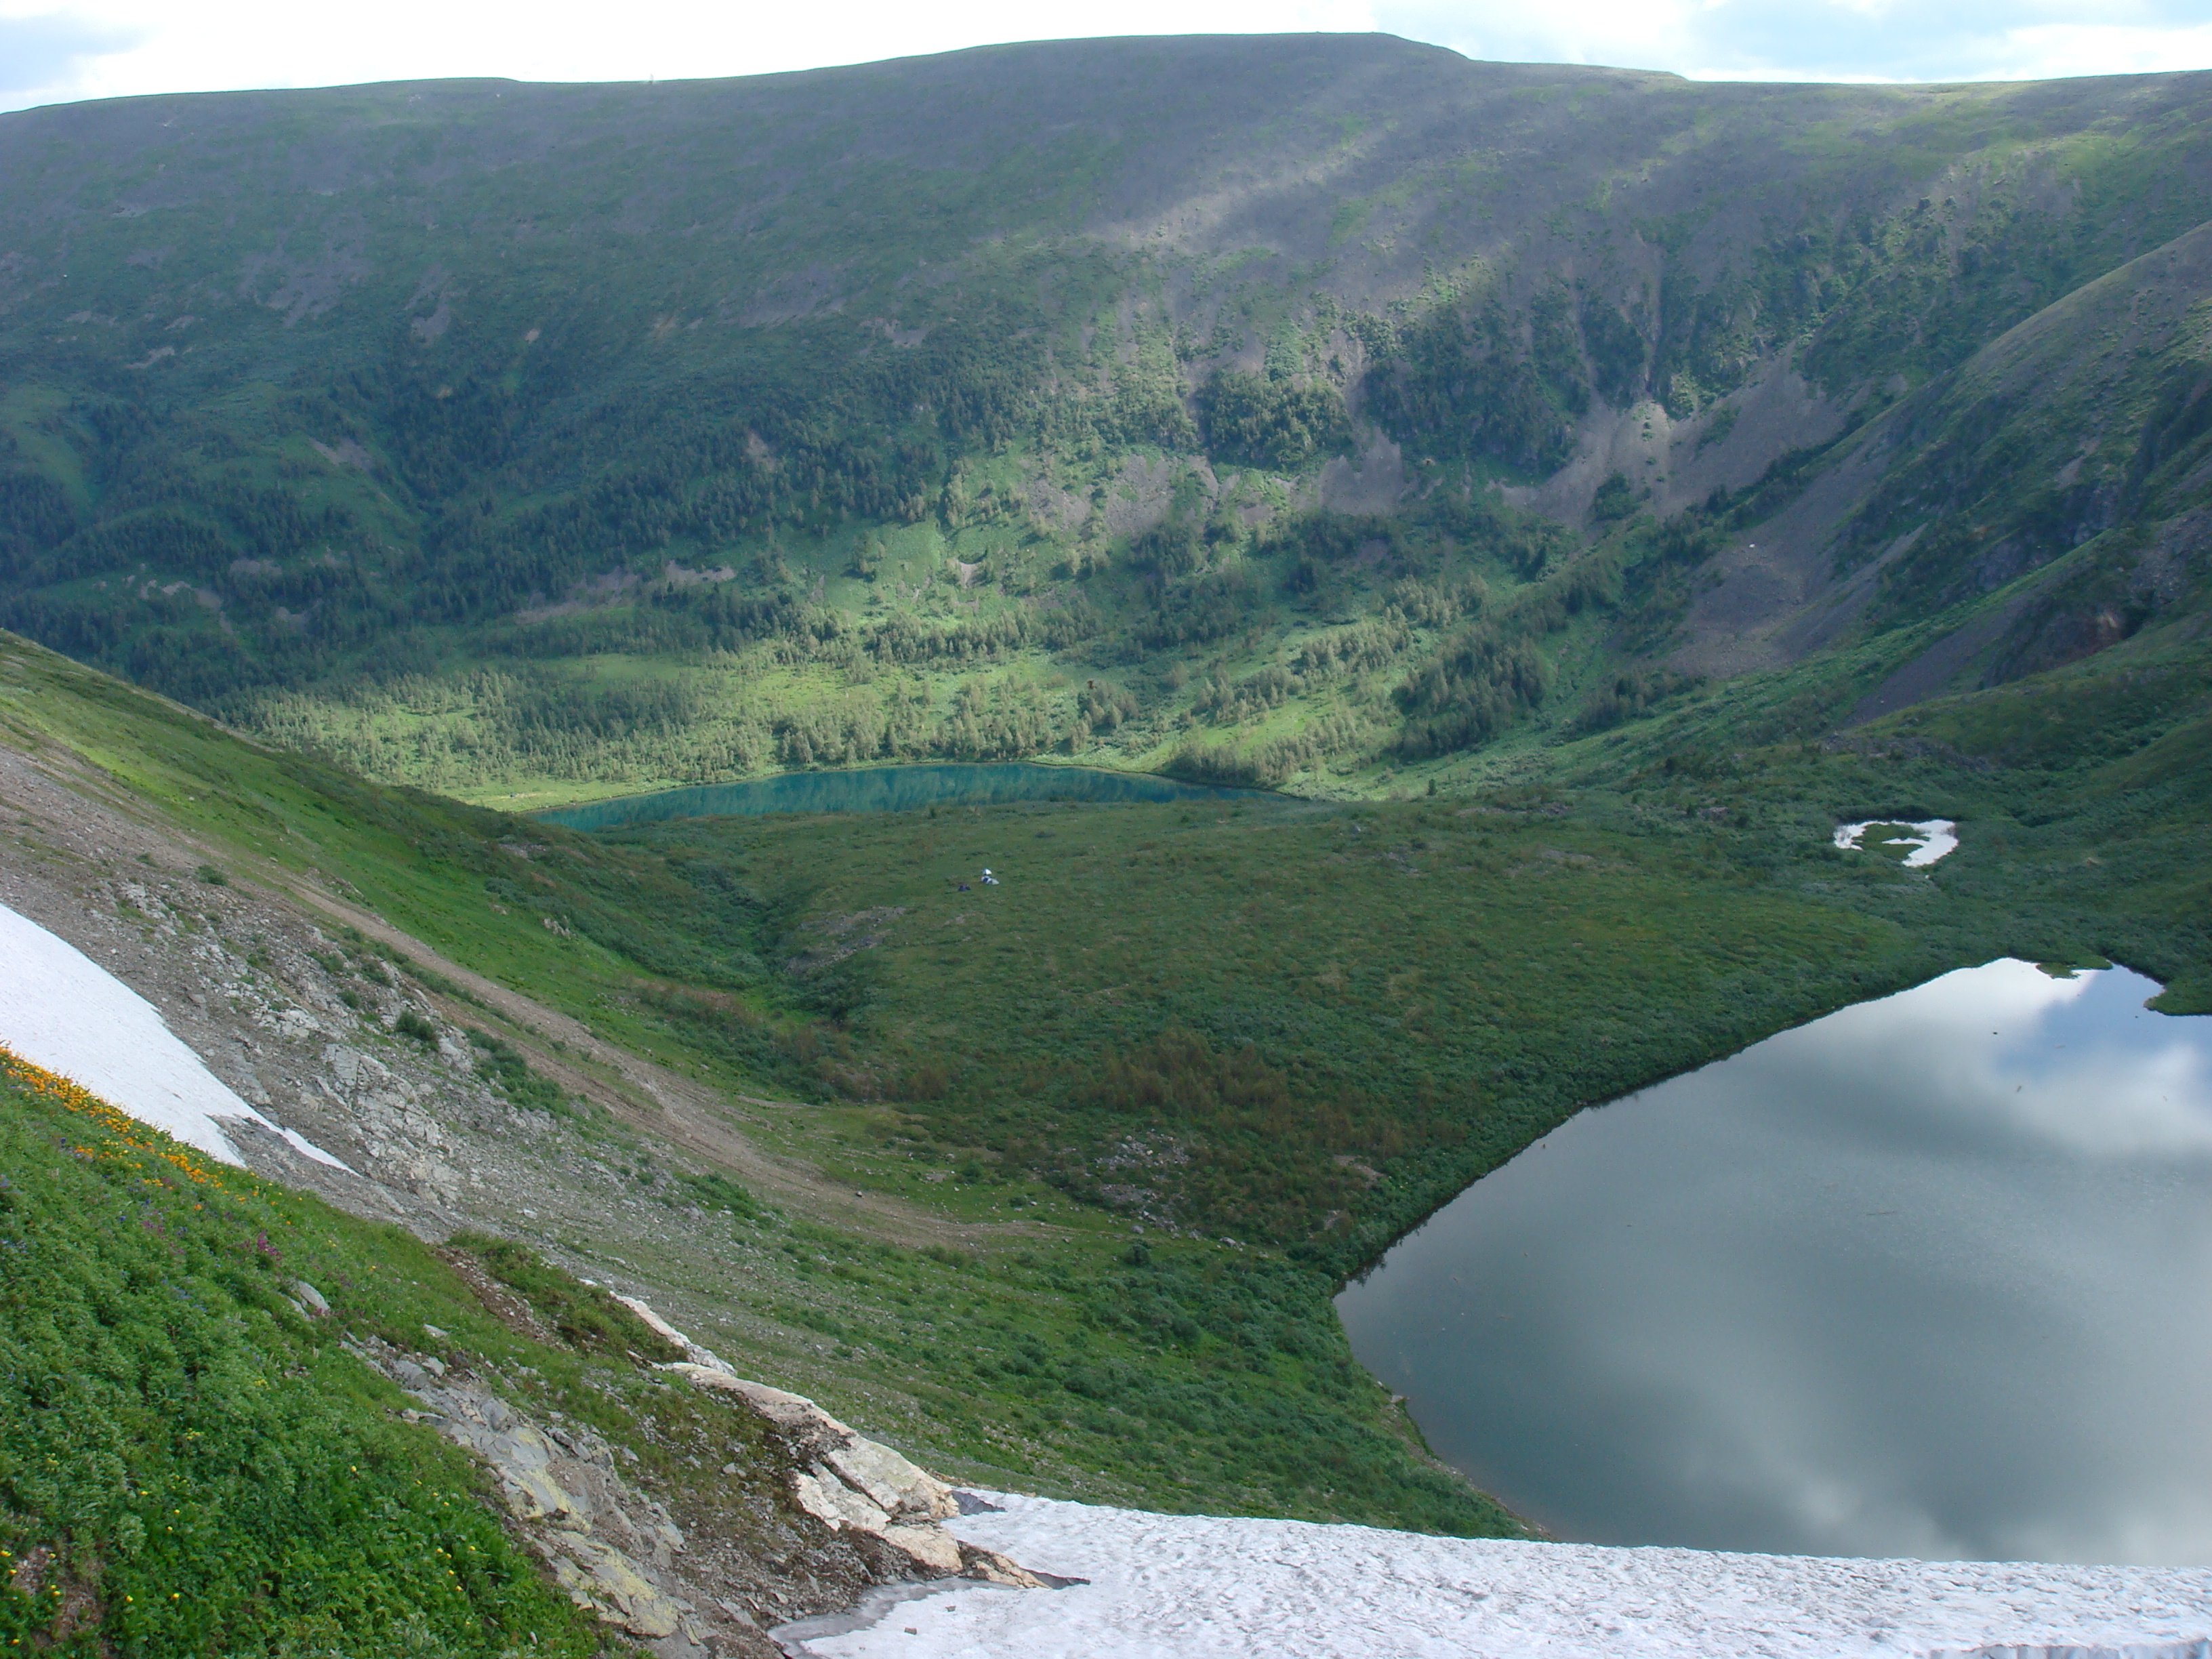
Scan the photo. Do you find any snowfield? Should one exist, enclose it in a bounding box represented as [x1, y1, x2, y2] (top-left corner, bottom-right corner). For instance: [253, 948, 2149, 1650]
[0, 899, 351, 1171]
[1835, 819, 1960, 866]
[777, 1492, 2212, 1659]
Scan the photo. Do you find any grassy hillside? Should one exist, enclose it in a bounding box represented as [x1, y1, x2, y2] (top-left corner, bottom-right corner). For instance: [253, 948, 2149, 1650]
[19, 616, 2199, 1269]
[3, 402, 2209, 1644]
[0, 628, 1530, 1536]
[0, 39, 2209, 804]
[614, 590, 2212, 1264]
[8, 607, 2209, 1547]
[0, 1023, 1532, 1659]
[0, 1044, 601, 1656]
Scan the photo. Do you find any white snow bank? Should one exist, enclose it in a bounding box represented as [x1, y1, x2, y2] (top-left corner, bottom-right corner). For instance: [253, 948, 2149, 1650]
[0, 899, 352, 1172]
[1836, 818, 1959, 867]
[778, 1490, 2212, 1659]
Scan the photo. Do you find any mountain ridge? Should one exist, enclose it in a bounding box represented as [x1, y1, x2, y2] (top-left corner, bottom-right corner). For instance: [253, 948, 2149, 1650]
[0, 34, 2208, 803]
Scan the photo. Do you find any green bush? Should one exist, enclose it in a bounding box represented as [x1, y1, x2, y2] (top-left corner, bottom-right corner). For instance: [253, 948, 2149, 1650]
[446, 1231, 684, 1362]
[391, 1009, 439, 1048]
[464, 1029, 575, 1118]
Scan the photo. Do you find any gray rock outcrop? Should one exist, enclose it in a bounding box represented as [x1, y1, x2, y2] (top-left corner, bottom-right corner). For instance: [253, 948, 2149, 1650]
[352, 1297, 1041, 1658]
[632, 1295, 1040, 1591]
[663, 1364, 1035, 1586]
[351, 1335, 726, 1654]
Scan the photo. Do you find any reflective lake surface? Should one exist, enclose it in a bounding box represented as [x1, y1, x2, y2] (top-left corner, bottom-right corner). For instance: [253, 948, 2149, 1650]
[537, 762, 1264, 829]
[1336, 960, 2212, 1565]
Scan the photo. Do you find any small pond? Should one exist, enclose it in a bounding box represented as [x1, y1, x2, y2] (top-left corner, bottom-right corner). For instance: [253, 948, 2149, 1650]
[537, 762, 1265, 830]
[1336, 959, 2212, 1565]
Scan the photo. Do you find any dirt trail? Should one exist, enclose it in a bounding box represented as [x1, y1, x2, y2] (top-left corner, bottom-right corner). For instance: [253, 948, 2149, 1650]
[279, 877, 1053, 1250]
[0, 733, 1048, 1252]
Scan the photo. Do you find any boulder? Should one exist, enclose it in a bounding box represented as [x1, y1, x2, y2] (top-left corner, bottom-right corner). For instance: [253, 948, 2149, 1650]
[617, 1293, 737, 1372]
[960, 1543, 1044, 1588]
[656, 1353, 1035, 1589]
[791, 1465, 890, 1534]
[546, 1534, 689, 1640]
[825, 1437, 957, 1522]
[663, 1366, 841, 1446]
[880, 1523, 964, 1576]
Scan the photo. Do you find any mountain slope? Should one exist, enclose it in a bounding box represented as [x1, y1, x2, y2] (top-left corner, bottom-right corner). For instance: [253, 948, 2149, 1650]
[1668, 213, 2212, 687]
[0, 625, 1534, 1533]
[1837, 213, 2212, 681]
[2, 39, 2212, 800]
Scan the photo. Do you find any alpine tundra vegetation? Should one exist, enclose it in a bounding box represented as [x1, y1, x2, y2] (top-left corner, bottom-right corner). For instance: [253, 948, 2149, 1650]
[1, 30, 2211, 1656]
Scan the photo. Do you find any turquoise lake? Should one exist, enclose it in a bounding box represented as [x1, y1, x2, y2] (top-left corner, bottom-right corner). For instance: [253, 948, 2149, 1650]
[1336, 959, 2212, 1565]
[537, 762, 1265, 829]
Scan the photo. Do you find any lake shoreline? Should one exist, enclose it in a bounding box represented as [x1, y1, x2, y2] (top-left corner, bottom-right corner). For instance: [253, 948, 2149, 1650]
[535, 760, 1278, 829]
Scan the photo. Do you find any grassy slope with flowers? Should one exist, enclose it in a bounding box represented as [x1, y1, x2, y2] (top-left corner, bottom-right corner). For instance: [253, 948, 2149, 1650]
[0, 1042, 606, 1656]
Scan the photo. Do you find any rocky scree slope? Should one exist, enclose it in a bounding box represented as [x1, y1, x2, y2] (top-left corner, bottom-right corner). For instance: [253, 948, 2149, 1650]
[0, 823, 1047, 1653]
[346, 1311, 1040, 1655]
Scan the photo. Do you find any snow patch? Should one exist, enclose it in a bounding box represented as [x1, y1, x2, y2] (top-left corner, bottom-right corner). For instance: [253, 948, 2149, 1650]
[0, 899, 353, 1172]
[1836, 819, 1959, 866]
[779, 1490, 2212, 1659]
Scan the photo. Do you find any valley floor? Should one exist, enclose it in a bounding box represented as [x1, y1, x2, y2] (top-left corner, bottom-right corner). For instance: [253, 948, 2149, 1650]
[783, 1492, 2212, 1659]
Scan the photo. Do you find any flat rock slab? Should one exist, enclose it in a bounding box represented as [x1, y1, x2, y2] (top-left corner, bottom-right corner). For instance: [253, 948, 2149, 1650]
[781, 1490, 2212, 1658]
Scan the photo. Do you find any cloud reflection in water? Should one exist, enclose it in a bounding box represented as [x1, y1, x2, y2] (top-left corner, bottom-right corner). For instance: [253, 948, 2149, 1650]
[1336, 960, 2212, 1565]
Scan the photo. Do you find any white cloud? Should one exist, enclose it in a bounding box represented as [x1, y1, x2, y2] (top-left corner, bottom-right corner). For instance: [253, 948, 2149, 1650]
[0, 0, 1373, 110]
[1769, 960, 2212, 1158]
[0, 9, 137, 106]
[1977, 20, 2212, 81]
[1376, 0, 2212, 81]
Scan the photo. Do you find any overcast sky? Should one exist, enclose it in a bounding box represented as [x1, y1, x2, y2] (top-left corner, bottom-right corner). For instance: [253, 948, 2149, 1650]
[0, 0, 2207, 113]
